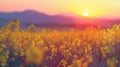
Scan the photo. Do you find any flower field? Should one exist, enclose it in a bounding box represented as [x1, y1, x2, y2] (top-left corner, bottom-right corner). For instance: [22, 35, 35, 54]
[0, 20, 120, 67]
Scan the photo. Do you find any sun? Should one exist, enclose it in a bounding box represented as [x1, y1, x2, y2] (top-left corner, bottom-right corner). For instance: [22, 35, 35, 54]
[83, 11, 88, 16]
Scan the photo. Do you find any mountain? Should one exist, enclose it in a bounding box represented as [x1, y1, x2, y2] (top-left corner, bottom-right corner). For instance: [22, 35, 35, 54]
[0, 10, 120, 28]
[0, 10, 74, 28]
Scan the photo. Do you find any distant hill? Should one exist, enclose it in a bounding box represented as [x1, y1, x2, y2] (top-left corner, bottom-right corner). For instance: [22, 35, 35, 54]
[0, 10, 120, 28]
[0, 10, 73, 28]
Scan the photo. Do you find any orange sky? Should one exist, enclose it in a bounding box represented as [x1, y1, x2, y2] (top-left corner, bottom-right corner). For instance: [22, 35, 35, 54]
[0, 0, 120, 18]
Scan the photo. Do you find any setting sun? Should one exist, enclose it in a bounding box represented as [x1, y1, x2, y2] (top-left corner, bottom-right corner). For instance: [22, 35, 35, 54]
[83, 11, 88, 16]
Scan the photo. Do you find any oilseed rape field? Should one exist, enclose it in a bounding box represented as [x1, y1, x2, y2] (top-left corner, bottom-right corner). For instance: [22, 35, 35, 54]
[0, 20, 120, 67]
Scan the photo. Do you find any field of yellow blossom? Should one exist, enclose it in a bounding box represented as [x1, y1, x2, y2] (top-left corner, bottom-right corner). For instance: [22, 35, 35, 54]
[0, 20, 120, 67]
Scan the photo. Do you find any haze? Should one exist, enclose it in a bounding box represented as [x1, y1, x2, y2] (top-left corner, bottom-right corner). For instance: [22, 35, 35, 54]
[0, 0, 120, 19]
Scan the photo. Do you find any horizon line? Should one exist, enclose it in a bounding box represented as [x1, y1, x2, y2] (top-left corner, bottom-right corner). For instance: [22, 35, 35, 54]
[0, 9, 120, 20]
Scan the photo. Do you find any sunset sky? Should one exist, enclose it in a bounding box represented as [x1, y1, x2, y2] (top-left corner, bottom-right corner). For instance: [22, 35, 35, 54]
[0, 0, 120, 18]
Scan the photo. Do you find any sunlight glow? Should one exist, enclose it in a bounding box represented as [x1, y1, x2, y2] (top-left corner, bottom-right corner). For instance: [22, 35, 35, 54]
[84, 11, 88, 16]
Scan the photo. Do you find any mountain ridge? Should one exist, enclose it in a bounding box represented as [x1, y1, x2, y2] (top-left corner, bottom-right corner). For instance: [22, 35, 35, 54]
[0, 10, 120, 28]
